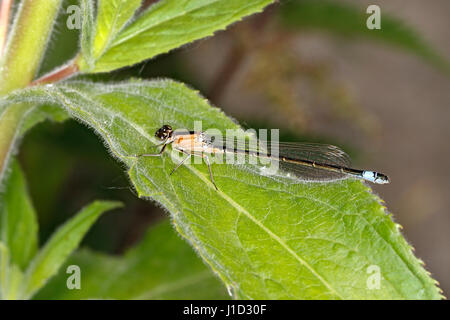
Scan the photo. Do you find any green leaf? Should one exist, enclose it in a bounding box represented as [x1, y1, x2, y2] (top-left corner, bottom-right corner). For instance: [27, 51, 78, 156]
[3, 80, 443, 299]
[0, 243, 25, 300]
[0, 242, 9, 298]
[35, 220, 228, 299]
[2, 264, 24, 300]
[278, 0, 450, 73]
[18, 104, 69, 135]
[19, 200, 122, 299]
[78, 0, 274, 72]
[0, 159, 38, 270]
[79, 0, 96, 69]
[93, 0, 143, 59]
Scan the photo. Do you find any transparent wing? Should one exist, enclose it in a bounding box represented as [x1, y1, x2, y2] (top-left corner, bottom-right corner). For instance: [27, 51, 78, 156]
[262, 143, 350, 182]
[277, 159, 347, 182]
[207, 135, 352, 166]
[275, 142, 351, 167]
[206, 135, 352, 182]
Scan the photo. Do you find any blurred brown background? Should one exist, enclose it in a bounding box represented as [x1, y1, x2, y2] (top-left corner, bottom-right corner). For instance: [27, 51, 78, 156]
[22, 0, 450, 297]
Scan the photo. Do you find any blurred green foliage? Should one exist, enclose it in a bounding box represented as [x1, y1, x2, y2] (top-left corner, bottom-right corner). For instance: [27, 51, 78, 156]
[36, 221, 229, 299]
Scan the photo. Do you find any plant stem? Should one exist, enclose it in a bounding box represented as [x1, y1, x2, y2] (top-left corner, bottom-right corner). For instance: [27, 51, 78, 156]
[0, 0, 62, 95]
[30, 60, 79, 86]
[0, 0, 13, 56]
[0, 0, 62, 185]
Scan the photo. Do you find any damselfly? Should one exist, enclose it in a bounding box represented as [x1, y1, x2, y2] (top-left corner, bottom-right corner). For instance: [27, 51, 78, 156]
[136, 125, 389, 190]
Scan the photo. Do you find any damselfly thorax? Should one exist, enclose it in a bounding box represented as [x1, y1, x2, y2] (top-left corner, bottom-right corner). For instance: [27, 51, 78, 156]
[136, 125, 390, 190]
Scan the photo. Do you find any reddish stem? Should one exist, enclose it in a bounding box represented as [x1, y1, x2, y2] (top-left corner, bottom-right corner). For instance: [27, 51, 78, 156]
[29, 61, 79, 86]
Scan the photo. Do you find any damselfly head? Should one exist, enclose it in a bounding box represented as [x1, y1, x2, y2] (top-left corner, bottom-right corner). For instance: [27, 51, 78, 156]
[155, 125, 173, 140]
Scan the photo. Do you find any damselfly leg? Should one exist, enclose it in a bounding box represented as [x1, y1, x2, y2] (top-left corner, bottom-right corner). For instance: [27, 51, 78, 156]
[204, 155, 218, 190]
[135, 140, 171, 157]
[137, 144, 219, 190]
[169, 154, 191, 176]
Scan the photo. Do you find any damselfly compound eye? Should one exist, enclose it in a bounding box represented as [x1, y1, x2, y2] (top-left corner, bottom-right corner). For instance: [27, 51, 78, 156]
[155, 125, 173, 140]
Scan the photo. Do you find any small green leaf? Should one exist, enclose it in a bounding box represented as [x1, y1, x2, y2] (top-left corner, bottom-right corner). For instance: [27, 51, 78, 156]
[19, 200, 122, 299]
[3, 80, 443, 299]
[0, 242, 9, 299]
[79, 0, 96, 69]
[36, 221, 228, 299]
[278, 0, 450, 73]
[2, 264, 24, 300]
[93, 0, 143, 59]
[0, 243, 23, 300]
[0, 159, 38, 270]
[78, 0, 274, 72]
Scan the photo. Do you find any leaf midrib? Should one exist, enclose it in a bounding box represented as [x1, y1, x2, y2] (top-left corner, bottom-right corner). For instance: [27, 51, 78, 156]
[216, 172, 426, 298]
[180, 161, 344, 299]
[111, 0, 223, 47]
